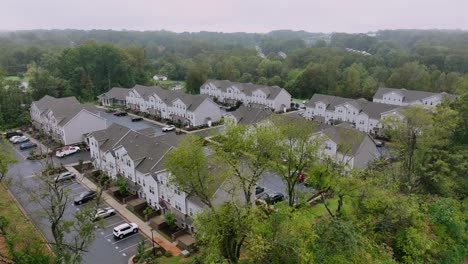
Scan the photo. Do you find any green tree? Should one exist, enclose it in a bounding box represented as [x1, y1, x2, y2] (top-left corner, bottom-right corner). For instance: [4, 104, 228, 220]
[185, 63, 208, 94]
[165, 135, 218, 209]
[270, 116, 321, 206]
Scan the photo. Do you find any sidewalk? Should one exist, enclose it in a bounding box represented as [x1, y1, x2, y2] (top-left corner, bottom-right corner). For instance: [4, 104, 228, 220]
[64, 165, 181, 256]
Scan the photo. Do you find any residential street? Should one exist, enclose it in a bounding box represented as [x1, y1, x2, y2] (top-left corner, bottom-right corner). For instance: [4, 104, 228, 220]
[5, 142, 150, 264]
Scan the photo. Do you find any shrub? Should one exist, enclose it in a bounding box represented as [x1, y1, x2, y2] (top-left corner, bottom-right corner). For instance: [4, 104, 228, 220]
[114, 177, 129, 197]
[156, 251, 163, 257]
[164, 250, 173, 257]
[164, 212, 176, 228]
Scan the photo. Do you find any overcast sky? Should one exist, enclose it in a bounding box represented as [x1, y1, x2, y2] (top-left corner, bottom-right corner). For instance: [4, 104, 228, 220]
[2, 0, 467, 33]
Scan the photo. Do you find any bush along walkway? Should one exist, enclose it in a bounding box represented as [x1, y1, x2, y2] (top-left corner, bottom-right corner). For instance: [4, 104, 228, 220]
[64, 165, 182, 256]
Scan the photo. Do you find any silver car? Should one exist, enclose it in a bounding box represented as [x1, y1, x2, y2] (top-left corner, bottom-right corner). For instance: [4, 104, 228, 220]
[55, 172, 76, 183]
[94, 207, 116, 221]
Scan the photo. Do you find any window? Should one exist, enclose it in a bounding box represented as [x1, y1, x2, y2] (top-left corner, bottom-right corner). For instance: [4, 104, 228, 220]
[149, 186, 154, 194]
[189, 208, 193, 216]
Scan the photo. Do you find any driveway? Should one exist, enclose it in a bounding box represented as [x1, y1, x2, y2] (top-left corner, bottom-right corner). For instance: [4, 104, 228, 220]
[5, 142, 148, 264]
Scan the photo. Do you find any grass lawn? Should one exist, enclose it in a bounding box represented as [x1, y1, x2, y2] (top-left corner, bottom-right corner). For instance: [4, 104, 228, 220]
[0, 184, 50, 257]
[4, 76, 22, 81]
[308, 198, 338, 218]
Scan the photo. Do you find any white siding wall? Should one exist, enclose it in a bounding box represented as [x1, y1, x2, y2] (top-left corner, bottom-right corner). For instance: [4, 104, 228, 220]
[374, 92, 405, 106]
[62, 110, 107, 145]
[193, 99, 222, 126]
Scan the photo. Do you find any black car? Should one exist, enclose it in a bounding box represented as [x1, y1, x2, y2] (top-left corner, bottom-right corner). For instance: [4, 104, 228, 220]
[131, 117, 143, 122]
[74, 191, 97, 205]
[113, 111, 128, 117]
[19, 142, 37, 150]
[6, 131, 23, 139]
[266, 193, 284, 205]
[255, 185, 265, 195]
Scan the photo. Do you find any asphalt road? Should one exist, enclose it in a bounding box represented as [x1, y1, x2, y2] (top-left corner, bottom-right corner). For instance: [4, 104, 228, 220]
[5, 142, 149, 264]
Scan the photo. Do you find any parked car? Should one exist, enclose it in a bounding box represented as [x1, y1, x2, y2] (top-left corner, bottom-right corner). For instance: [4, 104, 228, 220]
[113, 223, 138, 239]
[162, 125, 176, 132]
[6, 131, 23, 139]
[255, 185, 265, 195]
[56, 146, 80, 158]
[113, 111, 127, 117]
[19, 142, 37, 150]
[265, 192, 284, 205]
[55, 172, 76, 183]
[73, 191, 96, 205]
[131, 117, 143, 122]
[11, 136, 29, 144]
[374, 140, 384, 147]
[9, 135, 23, 143]
[94, 207, 116, 221]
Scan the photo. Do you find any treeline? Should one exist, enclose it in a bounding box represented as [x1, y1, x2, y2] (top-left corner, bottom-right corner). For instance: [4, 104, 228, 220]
[2, 29, 468, 128]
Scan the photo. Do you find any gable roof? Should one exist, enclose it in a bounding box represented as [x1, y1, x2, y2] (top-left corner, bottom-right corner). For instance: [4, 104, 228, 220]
[320, 126, 368, 156]
[89, 124, 184, 174]
[373, 87, 457, 103]
[306, 94, 351, 110]
[174, 93, 211, 111]
[33, 96, 80, 114]
[98, 87, 130, 101]
[229, 105, 273, 125]
[203, 79, 289, 100]
[132, 85, 163, 100]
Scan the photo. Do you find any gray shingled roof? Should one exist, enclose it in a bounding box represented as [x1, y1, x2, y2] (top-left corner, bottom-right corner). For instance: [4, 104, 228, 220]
[306, 94, 400, 119]
[203, 79, 288, 100]
[174, 93, 211, 111]
[132, 85, 163, 100]
[32, 96, 102, 126]
[230, 105, 273, 125]
[32, 95, 58, 113]
[89, 124, 184, 174]
[373, 87, 457, 103]
[98, 87, 130, 101]
[320, 126, 367, 156]
[305, 94, 350, 110]
[33, 96, 80, 113]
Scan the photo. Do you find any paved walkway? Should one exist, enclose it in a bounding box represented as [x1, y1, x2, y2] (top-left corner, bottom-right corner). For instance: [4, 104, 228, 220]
[64, 165, 182, 256]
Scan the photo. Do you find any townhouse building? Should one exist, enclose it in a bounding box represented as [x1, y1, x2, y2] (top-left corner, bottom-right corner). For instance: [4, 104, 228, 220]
[373, 87, 457, 107]
[31, 95, 107, 145]
[316, 125, 381, 170]
[304, 94, 400, 134]
[97, 87, 130, 106]
[87, 124, 241, 233]
[223, 105, 273, 125]
[123, 85, 222, 127]
[200, 80, 292, 112]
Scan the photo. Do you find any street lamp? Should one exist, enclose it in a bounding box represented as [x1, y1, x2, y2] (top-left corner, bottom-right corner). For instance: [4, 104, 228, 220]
[150, 228, 156, 256]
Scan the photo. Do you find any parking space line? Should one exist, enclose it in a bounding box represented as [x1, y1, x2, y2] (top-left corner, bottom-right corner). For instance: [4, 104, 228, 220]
[118, 240, 147, 252]
[104, 233, 114, 238]
[23, 174, 36, 178]
[13, 148, 27, 160]
[111, 233, 139, 244]
[104, 220, 124, 229]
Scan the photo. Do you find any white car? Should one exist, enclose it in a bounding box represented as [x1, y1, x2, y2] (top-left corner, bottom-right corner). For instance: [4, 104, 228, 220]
[11, 136, 29, 144]
[162, 125, 176, 132]
[113, 223, 138, 239]
[9, 135, 22, 143]
[56, 146, 80, 158]
[55, 171, 76, 183]
[94, 207, 116, 221]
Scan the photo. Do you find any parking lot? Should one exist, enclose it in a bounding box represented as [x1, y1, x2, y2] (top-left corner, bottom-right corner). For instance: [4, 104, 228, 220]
[5, 140, 148, 264]
[97, 111, 166, 136]
[256, 170, 314, 203]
